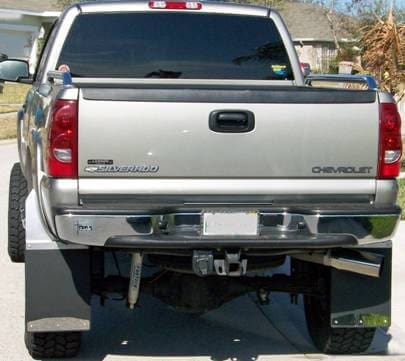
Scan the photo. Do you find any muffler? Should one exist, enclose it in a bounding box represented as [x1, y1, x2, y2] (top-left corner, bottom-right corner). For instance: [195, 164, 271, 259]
[293, 250, 383, 278]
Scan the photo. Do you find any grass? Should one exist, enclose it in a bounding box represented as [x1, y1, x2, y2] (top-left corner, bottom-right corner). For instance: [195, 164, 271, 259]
[0, 113, 17, 140]
[0, 82, 28, 139]
[398, 178, 405, 219]
[0, 82, 30, 113]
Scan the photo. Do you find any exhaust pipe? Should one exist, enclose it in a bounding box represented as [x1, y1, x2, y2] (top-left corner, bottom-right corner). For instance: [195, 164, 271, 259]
[293, 250, 383, 278]
[128, 252, 143, 309]
[329, 251, 383, 278]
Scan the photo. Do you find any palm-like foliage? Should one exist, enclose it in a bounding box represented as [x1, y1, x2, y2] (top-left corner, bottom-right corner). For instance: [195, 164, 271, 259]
[361, 10, 404, 99]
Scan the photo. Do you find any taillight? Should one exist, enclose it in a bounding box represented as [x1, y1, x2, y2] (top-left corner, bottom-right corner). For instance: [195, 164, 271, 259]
[148, 1, 202, 9]
[47, 99, 78, 178]
[378, 103, 402, 178]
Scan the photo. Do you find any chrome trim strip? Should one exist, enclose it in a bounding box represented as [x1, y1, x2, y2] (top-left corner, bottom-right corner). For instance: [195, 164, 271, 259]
[78, 178, 377, 196]
[27, 318, 90, 332]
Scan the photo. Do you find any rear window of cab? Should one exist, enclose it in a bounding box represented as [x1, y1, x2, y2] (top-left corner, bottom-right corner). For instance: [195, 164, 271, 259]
[58, 12, 294, 80]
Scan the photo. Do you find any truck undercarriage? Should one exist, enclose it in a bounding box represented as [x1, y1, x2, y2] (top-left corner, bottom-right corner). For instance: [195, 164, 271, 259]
[23, 189, 392, 357]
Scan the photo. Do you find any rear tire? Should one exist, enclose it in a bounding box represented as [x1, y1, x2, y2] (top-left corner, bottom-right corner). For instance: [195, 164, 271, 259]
[302, 262, 376, 354]
[25, 331, 81, 359]
[8, 163, 28, 263]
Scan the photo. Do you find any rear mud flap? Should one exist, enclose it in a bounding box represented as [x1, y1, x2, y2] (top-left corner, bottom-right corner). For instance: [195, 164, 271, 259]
[25, 192, 91, 333]
[330, 244, 391, 328]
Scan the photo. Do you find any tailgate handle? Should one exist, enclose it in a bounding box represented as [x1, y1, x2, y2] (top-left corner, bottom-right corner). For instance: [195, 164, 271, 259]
[209, 110, 255, 133]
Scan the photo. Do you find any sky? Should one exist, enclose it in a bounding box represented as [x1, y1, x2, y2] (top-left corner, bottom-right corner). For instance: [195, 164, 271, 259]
[335, 0, 405, 14]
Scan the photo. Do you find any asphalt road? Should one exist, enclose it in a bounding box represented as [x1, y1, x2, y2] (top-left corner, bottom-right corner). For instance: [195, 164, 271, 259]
[1, 140, 405, 361]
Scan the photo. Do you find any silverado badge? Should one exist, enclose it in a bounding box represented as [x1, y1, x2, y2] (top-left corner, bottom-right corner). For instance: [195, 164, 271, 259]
[84, 165, 159, 173]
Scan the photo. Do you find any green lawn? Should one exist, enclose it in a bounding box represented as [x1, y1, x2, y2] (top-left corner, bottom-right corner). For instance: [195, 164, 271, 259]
[398, 178, 405, 219]
[0, 113, 17, 139]
[0, 83, 30, 113]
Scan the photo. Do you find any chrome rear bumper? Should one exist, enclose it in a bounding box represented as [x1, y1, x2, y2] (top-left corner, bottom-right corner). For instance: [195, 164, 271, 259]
[54, 207, 401, 248]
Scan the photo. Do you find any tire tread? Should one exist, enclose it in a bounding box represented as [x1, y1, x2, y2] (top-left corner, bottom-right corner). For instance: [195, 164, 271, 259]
[302, 261, 376, 355]
[25, 331, 81, 359]
[8, 162, 28, 263]
[316, 326, 375, 354]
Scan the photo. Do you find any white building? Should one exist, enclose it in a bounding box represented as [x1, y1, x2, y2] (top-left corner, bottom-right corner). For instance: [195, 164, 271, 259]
[0, 1, 59, 73]
[279, 2, 357, 73]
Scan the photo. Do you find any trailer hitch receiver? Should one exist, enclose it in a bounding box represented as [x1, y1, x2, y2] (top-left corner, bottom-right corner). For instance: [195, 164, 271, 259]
[192, 250, 247, 277]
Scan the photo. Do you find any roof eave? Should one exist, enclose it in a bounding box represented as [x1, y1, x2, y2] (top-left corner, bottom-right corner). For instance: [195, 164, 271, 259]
[0, 8, 60, 18]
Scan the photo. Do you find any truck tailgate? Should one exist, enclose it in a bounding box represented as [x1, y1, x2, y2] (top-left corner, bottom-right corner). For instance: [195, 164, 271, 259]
[78, 86, 379, 179]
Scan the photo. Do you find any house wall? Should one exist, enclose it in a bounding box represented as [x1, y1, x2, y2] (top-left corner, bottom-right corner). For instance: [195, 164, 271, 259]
[0, 28, 33, 58]
[0, 12, 51, 73]
[294, 42, 338, 73]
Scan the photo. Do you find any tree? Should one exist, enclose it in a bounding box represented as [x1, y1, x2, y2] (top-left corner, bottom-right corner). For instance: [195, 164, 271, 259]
[55, 0, 81, 9]
[321, 0, 342, 52]
[346, 0, 404, 25]
[293, 0, 358, 55]
[360, 8, 404, 98]
[234, 0, 286, 10]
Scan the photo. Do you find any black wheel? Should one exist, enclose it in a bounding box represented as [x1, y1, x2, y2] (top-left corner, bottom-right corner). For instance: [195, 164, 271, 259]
[8, 163, 28, 263]
[303, 263, 376, 354]
[25, 331, 81, 359]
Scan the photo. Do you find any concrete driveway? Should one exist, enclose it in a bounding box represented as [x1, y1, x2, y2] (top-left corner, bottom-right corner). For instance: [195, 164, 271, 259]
[0, 140, 405, 361]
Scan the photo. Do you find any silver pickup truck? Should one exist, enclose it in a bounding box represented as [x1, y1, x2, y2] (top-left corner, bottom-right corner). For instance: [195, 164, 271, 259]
[0, 0, 402, 358]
